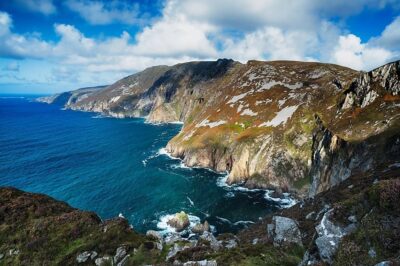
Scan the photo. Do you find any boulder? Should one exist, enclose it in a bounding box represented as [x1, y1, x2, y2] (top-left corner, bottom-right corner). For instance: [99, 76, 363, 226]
[199, 231, 222, 251]
[167, 211, 190, 232]
[76, 251, 91, 263]
[166, 242, 195, 261]
[114, 246, 127, 264]
[95, 256, 112, 266]
[0, 254, 4, 260]
[117, 255, 130, 266]
[267, 216, 302, 247]
[315, 209, 357, 264]
[192, 221, 210, 234]
[183, 259, 218, 266]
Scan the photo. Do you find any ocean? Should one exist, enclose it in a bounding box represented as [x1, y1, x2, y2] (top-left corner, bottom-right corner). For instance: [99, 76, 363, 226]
[0, 96, 294, 234]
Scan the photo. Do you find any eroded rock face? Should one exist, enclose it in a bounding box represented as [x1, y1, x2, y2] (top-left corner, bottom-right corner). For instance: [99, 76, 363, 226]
[39, 59, 400, 197]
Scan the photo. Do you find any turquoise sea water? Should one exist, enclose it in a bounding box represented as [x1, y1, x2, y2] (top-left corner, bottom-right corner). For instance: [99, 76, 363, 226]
[0, 96, 292, 234]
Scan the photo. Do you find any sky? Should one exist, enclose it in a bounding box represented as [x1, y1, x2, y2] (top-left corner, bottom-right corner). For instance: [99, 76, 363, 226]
[0, 0, 399, 94]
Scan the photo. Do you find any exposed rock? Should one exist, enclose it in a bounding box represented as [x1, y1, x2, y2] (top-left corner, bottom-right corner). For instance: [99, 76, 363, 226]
[166, 242, 196, 261]
[199, 231, 223, 251]
[368, 248, 377, 258]
[168, 211, 190, 232]
[305, 211, 315, 220]
[375, 262, 394, 266]
[95, 256, 112, 266]
[114, 246, 127, 263]
[267, 216, 302, 247]
[41, 59, 400, 198]
[76, 251, 91, 263]
[146, 230, 163, 242]
[117, 255, 130, 266]
[8, 249, 19, 256]
[222, 239, 238, 249]
[192, 221, 210, 234]
[183, 259, 218, 266]
[0, 254, 4, 260]
[165, 233, 184, 245]
[315, 209, 357, 264]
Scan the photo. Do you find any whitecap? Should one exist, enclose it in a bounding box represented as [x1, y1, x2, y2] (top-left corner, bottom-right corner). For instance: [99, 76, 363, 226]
[233, 220, 255, 226]
[187, 196, 194, 206]
[264, 190, 297, 208]
[216, 216, 231, 224]
[156, 213, 201, 235]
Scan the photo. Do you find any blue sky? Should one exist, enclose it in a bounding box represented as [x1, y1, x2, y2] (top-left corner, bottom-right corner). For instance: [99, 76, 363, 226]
[0, 0, 399, 94]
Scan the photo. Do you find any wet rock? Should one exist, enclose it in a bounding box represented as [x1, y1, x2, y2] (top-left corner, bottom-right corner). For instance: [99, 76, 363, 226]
[95, 256, 112, 266]
[199, 231, 222, 251]
[167, 211, 190, 232]
[192, 221, 210, 234]
[76, 251, 91, 263]
[267, 216, 302, 247]
[0, 254, 4, 260]
[114, 246, 127, 263]
[183, 259, 218, 266]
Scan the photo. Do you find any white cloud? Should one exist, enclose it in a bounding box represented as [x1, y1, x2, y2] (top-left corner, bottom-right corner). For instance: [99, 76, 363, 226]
[370, 16, 400, 51]
[10, 0, 56, 15]
[65, 0, 141, 25]
[331, 34, 392, 70]
[2, 0, 400, 90]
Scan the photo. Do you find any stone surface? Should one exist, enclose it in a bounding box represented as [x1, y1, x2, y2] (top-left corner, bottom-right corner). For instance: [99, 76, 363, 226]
[146, 230, 163, 242]
[95, 256, 112, 266]
[76, 251, 91, 263]
[168, 211, 190, 232]
[199, 231, 223, 251]
[192, 221, 210, 234]
[183, 259, 218, 266]
[114, 246, 127, 263]
[267, 216, 302, 246]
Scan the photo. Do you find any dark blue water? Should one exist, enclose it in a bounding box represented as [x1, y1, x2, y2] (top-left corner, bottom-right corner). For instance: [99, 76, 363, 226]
[0, 96, 283, 234]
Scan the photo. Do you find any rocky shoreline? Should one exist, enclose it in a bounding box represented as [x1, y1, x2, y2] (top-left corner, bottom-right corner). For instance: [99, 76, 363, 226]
[37, 59, 400, 199]
[1, 163, 399, 265]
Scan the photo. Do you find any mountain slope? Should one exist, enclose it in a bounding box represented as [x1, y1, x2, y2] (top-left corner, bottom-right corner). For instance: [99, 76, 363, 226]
[39, 59, 400, 198]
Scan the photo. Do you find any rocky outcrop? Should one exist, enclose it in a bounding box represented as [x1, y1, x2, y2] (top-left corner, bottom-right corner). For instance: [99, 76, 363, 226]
[167, 211, 190, 232]
[267, 216, 302, 247]
[40, 59, 400, 198]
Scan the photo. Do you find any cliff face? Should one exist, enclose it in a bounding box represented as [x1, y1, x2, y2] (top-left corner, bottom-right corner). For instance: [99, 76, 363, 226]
[39, 59, 400, 197]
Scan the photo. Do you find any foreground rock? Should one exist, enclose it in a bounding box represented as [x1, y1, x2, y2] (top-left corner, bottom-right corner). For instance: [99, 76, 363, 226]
[167, 211, 190, 232]
[267, 216, 302, 247]
[1, 165, 399, 265]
